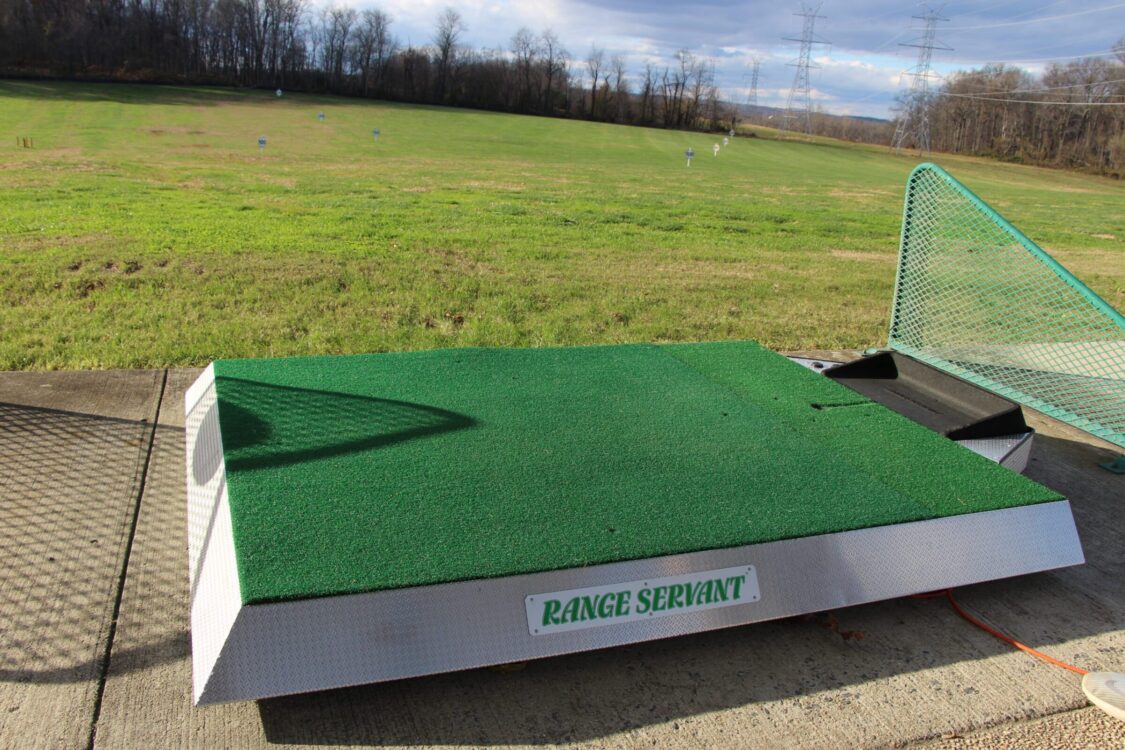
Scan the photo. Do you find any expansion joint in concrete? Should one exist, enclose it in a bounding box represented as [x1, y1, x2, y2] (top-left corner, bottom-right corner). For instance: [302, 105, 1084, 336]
[85, 369, 169, 750]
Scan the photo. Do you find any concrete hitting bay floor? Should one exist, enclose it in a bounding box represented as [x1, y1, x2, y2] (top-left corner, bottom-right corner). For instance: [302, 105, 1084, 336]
[1, 354, 1122, 749]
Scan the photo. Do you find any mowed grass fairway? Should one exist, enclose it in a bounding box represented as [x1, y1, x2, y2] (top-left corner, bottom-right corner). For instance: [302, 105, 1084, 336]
[1, 80, 1122, 370]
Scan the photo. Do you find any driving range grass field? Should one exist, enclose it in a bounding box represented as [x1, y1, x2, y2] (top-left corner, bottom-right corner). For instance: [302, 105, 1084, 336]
[1, 80, 1122, 370]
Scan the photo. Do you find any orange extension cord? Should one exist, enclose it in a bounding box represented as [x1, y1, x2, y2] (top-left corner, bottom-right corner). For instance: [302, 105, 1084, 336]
[913, 589, 1088, 676]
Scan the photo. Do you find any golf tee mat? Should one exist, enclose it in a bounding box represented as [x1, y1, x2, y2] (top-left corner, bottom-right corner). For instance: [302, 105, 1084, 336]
[186, 341, 1082, 704]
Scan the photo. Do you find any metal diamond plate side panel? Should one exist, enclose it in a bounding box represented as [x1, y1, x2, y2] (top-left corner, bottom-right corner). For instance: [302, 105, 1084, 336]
[184, 365, 245, 704]
[196, 500, 1082, 704]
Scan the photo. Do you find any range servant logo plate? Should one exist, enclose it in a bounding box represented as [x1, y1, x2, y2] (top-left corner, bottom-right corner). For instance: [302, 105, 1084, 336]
[526, 565, 760, 635]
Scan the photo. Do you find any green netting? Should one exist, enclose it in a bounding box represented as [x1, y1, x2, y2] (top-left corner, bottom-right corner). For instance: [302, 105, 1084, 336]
[889, 163, 1125, 449]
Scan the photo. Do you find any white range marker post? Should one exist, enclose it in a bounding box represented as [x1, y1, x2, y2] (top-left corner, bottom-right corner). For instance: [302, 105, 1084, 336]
[723, 137, 730, 146]
[730, 128, 736, 138]
[372, 128, 380, 141]
[685, 147, 694, 167]
[318, 112, 325, 122]
[258, 136, 266, 151]
[276, 88, 283, 97]
[713, 143, 720, 156]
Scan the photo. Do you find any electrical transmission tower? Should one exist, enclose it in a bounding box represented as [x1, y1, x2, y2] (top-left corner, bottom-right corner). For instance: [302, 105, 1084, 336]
[892, 6, 951, 153]
[781, 3, 829, 136]
[746, 59, 761, 109]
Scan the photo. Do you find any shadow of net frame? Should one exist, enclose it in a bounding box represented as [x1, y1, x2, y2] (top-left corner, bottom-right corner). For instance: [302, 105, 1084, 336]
[0, 402, 186, 685]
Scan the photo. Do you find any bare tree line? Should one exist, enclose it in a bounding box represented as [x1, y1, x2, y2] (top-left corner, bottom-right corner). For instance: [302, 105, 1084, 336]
[0, 0, 733, 132]
[784, 46, 1125, 175]
[920, 49, 1125, 174]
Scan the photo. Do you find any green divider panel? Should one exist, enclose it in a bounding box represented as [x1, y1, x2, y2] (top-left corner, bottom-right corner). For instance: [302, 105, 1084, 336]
[889, 163, 1125, 449]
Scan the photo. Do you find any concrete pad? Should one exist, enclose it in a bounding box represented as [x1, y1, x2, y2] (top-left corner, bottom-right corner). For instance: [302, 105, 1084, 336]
[156, 369, 203, 430]
[86, 366, 1124, 749]
[915, 706, 1125, 749]
[93, 369, 265, 748]
[0, 369, 163, 422]
[0, 369, 162, 750]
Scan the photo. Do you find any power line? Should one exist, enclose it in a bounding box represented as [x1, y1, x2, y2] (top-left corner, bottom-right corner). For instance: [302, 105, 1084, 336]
[951, 49, 1124, 65]
[833, 56, 1125, 117]
[819, 66, 1125, 113]
[841, 88, 895, 107]
[945, 2, 1125, 31]
[839, 2, 1096, 60]
[983, 76, 1125, 94]
[869, 29, 909, 55]
[969, 0, 1071, 25]
[893, 5, 952, 154]
[940, 91, 1125, 105]
[945, 0, 1037, 17]
[781, 2, 830, 136]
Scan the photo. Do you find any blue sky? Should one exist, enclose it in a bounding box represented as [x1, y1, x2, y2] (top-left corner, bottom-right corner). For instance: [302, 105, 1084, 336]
[323, 1, 1125, 118]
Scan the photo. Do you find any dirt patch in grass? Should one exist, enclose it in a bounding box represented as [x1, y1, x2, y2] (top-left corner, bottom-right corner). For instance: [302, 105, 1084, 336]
[569, 259, 766, 283]
[829, 249, 894, 263]
[462, 180, 526, 192]
[11, 233, 118, 253]
[1091, 233, 1117, 240]
[654, 262, 760, 280]
[146, 127, 207, 135]
[29, 156, 102, 173]
[74, 278, 105, 298]
[425, 247, 502, 275]
[263, 175, 298, 189]
[828, 189, 891, 201]
[1054, 246, 1125, 280]
[983, 177, 1103, 195]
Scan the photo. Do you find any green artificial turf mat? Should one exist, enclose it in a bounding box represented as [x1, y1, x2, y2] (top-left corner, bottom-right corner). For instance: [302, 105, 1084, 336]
[211, 341, 1060, 605]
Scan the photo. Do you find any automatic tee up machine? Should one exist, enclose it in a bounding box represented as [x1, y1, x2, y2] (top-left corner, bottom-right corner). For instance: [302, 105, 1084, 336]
[186, 164, 1122, 704]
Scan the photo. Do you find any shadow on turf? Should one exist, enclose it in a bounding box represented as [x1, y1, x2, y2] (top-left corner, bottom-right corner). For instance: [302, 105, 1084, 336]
[256, 429, 1124, 745]
[211, 377, 477, 472]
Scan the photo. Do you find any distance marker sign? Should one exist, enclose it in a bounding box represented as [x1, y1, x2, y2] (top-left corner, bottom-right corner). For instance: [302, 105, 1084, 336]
[526, 565, 759, 635]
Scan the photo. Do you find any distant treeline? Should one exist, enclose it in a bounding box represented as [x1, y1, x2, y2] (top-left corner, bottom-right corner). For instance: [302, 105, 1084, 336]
[924, 57, 1125, 175]
[2, 2, 1123, 173]
[0, 0, 735, 132]
[800, 53, 1125, 175]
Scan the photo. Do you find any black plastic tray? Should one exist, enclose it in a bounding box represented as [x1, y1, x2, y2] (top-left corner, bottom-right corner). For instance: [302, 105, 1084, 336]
[825, 351, 1029, 440]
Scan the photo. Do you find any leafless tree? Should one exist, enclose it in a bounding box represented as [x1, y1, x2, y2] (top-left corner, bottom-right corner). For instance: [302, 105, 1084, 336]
[607, 54, 628, 122]
[639, 63, 657, 123]
[432, 7, 464, 102]
[351, 8, 395, 96]
[510, 27, 538, 110]
[585, 45, 604, 117]
[320, 6, 356, 89]
[540, 30, 568, 114]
